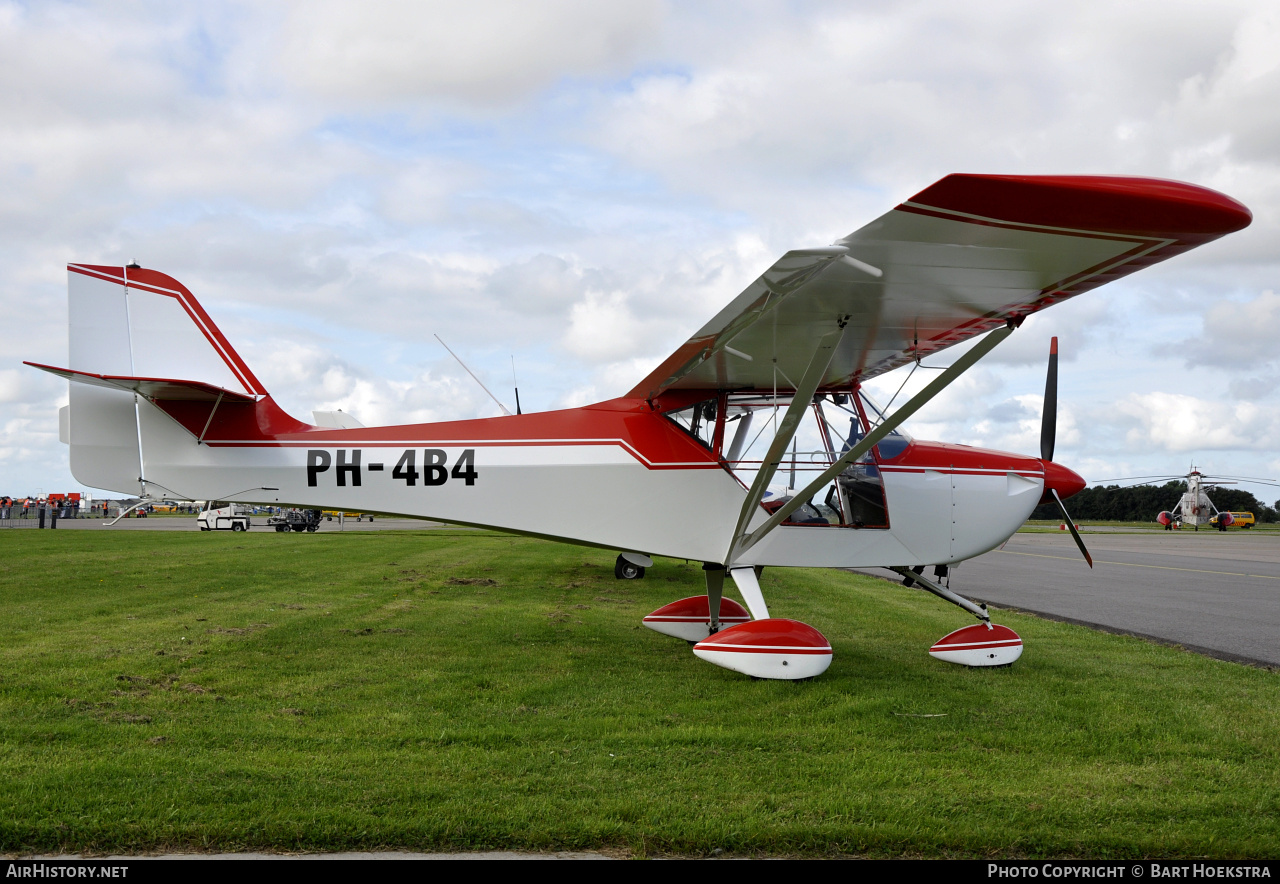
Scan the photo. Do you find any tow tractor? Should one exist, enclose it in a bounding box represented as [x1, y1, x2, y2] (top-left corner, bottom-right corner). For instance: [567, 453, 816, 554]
[268, 509, 323, 533]
[197, 502, 252, 532]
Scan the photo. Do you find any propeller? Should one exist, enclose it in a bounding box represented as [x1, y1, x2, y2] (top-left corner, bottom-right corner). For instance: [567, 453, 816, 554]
[1051, 489, 1093, 568]
[1041, 337, 1057, 462]
[1041, 336, 1092, 568]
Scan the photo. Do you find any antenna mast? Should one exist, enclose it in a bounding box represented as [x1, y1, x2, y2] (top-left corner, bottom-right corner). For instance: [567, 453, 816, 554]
[433, 335, 513, 416]
[511, 355, 522, 415]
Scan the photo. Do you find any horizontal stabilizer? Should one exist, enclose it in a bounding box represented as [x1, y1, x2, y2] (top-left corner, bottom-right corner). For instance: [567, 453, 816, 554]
[24, 361, 256, 403]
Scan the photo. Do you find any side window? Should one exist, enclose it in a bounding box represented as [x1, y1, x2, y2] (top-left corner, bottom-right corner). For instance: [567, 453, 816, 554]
[665, 398, 719, 450]
[718, 391, 895, 530]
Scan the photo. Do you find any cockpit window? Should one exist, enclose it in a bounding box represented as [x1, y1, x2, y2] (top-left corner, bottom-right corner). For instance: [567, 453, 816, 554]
[855, 390, 911, 460]
[665, 398, 718, 450]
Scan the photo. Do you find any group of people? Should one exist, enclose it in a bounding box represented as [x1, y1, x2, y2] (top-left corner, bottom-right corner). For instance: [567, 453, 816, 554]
[0, 496, 85, 519]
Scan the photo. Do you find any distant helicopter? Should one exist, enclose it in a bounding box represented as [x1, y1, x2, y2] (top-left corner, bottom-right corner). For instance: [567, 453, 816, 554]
[1096, 468, 1280, 530]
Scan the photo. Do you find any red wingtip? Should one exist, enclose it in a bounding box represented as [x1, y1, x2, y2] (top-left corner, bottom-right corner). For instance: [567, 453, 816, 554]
[907, 174, 1252, 239]
[1050, 336, 1058, 355]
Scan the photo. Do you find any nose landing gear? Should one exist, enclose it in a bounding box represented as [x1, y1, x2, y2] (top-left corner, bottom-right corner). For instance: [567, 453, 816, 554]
[891, 564, 1023, 667]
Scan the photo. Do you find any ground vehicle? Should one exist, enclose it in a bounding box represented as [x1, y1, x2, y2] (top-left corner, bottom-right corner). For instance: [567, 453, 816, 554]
[269, 509, 322, 533]
[322, 510, 372, 521]
[1211, 511, 1255, 529]
[197, 502, 251, 531]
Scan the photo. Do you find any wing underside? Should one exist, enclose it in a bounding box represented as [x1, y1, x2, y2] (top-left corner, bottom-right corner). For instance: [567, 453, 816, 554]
[628, 174, 1250, 400]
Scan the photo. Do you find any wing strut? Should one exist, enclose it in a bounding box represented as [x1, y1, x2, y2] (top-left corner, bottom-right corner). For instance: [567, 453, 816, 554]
[724, 325, 847, 564]
[731, 323, 1015, 560]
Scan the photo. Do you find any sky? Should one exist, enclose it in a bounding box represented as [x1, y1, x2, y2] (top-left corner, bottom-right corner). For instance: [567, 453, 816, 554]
[1, 0, 1278, 506]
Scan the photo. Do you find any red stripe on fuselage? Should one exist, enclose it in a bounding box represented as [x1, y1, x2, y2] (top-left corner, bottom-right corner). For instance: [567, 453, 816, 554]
[153, 396, 725, 469]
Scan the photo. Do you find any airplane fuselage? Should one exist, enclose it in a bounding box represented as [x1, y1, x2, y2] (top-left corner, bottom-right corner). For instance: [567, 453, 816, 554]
[135, 392, 1081, 568]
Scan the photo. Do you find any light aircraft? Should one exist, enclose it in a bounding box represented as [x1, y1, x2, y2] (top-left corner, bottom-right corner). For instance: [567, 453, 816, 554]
[27, 174, 1251, 679]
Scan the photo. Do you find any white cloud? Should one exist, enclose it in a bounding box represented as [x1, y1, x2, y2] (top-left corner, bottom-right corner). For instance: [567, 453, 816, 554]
[563, 290, 643, 361]
[1184, 289, 1280, 366]
[0, 369, 61, 406]
[276, 0, 665, 106]
[1115, 391, 1280, 451]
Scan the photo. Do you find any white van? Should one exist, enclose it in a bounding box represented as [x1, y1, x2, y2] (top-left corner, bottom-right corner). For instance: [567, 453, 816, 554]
[197, 502, 252, 532]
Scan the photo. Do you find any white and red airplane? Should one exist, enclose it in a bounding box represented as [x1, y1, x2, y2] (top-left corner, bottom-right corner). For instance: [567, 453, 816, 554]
[27, 174, 1251, 680]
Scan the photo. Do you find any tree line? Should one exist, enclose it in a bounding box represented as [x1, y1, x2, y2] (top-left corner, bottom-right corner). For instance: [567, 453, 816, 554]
[1029, 481, 1280, 523]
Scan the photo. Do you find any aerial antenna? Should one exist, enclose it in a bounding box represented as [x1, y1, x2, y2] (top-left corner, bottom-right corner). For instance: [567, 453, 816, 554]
[511, 355, 522, 415]
[433, 334, 513, 416]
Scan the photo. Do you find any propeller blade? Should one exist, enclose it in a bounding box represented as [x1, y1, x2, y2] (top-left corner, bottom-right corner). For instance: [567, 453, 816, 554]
[1040, 336, 1058, 462]
[1052, 489, 1093, 568]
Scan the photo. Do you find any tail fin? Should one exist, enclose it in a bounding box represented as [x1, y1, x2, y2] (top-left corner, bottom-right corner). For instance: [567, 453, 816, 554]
[33, 264, 305, 495]
[67, 264, 265, 395]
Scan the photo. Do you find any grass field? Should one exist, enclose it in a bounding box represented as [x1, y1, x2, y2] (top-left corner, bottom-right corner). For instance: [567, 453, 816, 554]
[1, 528, 1278, 857]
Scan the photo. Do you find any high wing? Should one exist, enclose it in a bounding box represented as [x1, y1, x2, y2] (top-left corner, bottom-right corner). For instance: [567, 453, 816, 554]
[628, 174, 1251, 400]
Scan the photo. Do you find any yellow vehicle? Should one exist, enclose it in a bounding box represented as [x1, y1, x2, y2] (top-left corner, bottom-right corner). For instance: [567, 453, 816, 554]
[322, 510, 373, 522]
[1210, 511, 1255, 528]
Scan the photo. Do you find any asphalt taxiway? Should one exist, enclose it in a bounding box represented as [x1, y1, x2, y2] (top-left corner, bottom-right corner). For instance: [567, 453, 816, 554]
[858, 530, 1280, 667]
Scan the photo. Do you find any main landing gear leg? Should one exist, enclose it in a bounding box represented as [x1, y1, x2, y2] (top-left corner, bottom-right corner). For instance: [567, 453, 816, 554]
[691, 565, 832, 680]
[643, 564, 834, 679]
[891, 565, 1024, 667]
[702, 563, 725, 634]
[641, 565, 750, 642]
